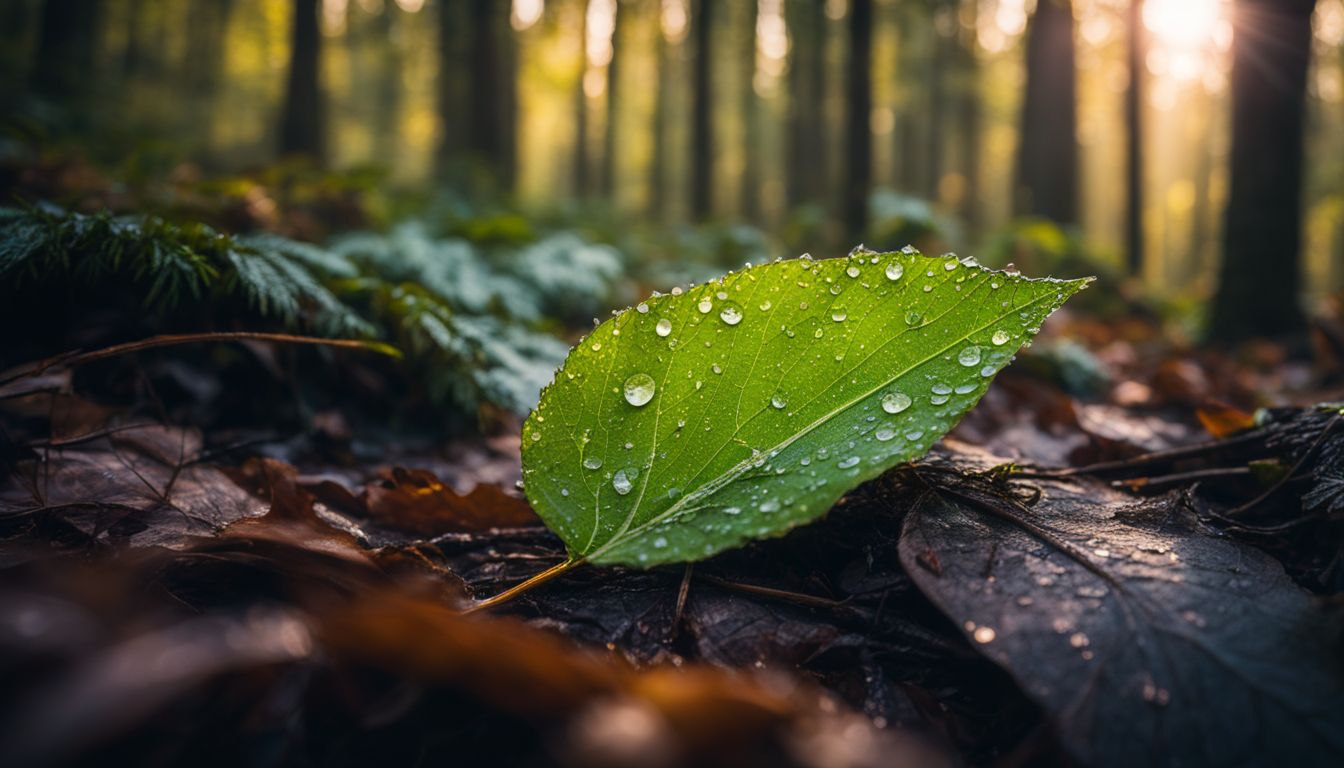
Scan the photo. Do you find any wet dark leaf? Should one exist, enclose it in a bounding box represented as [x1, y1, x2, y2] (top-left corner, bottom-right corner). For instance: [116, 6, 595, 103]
[899, 463, 1344, 768]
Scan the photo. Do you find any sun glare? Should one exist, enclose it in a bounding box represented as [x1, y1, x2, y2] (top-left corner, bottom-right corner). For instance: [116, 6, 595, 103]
[1142, 0, 1232, 84]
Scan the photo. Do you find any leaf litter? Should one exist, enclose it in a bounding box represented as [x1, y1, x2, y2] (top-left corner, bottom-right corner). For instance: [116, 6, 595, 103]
[3, 262, 1344, 766]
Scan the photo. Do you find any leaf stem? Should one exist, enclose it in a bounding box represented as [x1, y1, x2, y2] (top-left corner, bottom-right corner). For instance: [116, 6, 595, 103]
[462, 557, 584, 614]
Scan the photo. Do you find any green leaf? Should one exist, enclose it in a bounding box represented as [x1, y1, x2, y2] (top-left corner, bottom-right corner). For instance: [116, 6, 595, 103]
[521, 248, 1090, 567]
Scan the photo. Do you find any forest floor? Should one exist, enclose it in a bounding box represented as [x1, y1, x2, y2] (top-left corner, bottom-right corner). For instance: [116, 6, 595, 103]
[2, 159, 1343, 767]
[4, 301, 1344, 768]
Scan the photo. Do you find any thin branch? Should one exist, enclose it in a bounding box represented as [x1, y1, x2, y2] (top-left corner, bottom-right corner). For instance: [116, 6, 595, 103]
[462, 557, 584, 614]
[0, 331, 401, 386]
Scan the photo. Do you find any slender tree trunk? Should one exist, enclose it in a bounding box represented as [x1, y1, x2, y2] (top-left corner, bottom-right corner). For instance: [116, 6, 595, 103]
[958, 0, 981, 231]
[1210, 0, 1315, 343]
[841, 0, 873, 237]
[650, 17, 670, 216]
[575, 0, 591, 198]
[1125, 0, 1145, 276]
[463, 0, 515, 193]
[601, 0, 622, 200]
[785, 0, 825, 211]
[32, 0, 103, 107]
[1191, 90, 1215, 284]
[895, 4, 924, 193]
[925, 2, 950, 202]
[690, 0, 714, 220]
[498, 1, 519, 191]
[740, 0, 761, 221]
[374, 2, 404, 163]
[278, 0, 325, 163]
[435, 0, 466, 178]
[184, 0, 236, 149]
[1015, 0, 1078, 224]
[120, 0, 146, 79]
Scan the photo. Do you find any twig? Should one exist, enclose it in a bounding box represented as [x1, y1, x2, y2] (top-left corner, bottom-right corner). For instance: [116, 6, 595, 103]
[671, 563, 694, 636]
[696, 573, 853, 613]
[1017, 430, 1265, 479]
[0, 331, 401, 386]
[1222, 414, 1339, 519]
[1111, 466, 1251, 490]
[462, 557, 583, 614]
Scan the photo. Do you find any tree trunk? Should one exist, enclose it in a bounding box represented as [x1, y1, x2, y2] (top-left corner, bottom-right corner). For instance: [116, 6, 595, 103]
[925, 2, 950, 203]
[374, 2, 404, 163]
[785, 0, 825, 211]
[601, 0, 622, 200]
[1014, 0, 1078, 224]
[740, 0, 761, 221]
[650, 15, 670, 216]
[436, 0, 466, 178]
[841, 0, 872, 238]
[1210, 0, 1316, 343]
[893, 3, 924, 193]
[1124, 0, 1145, 276]
[575, 0, 591, 198]
[464, 0, 515, 193]
[32, 0, 103, 107]
[278, 0, 325, 163]
[957, 0, 981, 231]
[184, 0, 236, 149]
[689, 0, 714, 220]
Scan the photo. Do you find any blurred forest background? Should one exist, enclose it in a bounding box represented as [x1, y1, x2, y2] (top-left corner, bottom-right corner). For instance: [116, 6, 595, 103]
[1, 0, 1342, 346]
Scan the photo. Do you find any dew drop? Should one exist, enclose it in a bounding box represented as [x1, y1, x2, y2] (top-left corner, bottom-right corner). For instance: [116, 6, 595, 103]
[846, 265, 860, 278]
[623, 373, 656, 406]
[719, 304, 743, 325]
[958, 346, 983, 367]
[831, 308, 848, 322]
[771, 393, 788, 409]
[697, 297, 713, 313]
[583, 457, 603, 471]
[612, 468, 637, 495]
[973, 626, 996, 644]
[759, 498, 780, 513]
[838, 456, 861, 469]
[653, 536, 667, 548]
[760, 299, 772, 311]
[875, 427, 896, 442]
[636, 302, 650, 314]
[711, 363, 722, 374]
[655, 318, 672, 337]
[992, 329, 1011, 346]
[885, 262, 904, 281]
[904, 311, 923, 326]
[944, 260, 958, 271]
[881, 392, 912, 414]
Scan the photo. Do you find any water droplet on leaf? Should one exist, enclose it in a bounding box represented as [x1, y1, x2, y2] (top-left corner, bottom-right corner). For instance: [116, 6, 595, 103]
[623, 373, 656, 406]
[882, 392, 912, 413]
